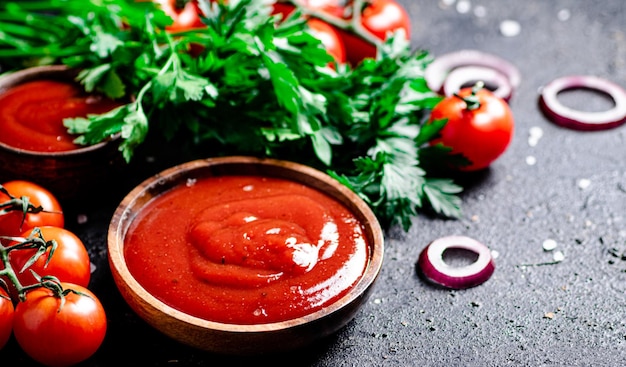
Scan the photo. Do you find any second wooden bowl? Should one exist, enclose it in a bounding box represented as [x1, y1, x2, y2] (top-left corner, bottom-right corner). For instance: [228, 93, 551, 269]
[0, 65, 124, 202]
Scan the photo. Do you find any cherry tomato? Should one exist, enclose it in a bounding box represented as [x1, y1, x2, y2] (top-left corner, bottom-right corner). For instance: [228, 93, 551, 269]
[272, 0, 340, 19]
[306, 18, 347, 65]
[9, 226, 91, 289]
[13, 283, 107, 367]
[335, 0, 411, 66]
[0, 181, 64, 237]
[0, 287, 13, 350]
[271, 1, 346, 65]
[271, 1, 295, 17]
[154, 0, 204, 31]
[429, 85, 515, 171]
[274, 0, 410, 66]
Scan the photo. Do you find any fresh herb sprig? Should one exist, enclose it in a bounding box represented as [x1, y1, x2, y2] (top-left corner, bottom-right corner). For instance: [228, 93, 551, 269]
[0, 0, 463, 230]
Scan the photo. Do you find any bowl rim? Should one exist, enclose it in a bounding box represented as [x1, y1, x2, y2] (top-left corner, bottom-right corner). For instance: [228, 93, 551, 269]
[0, 64, 114, 157]
[107, 156, 385, 333]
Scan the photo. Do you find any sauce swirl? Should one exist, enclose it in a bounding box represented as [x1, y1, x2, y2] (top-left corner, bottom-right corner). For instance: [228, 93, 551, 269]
[124, 176, 369, 324]
[0, 80, 122, 152]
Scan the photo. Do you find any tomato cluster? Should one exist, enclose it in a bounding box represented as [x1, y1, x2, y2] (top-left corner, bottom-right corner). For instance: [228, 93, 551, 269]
[274, 0, 411, 66]
[154, 0, 411, 67]
[0, 181, 106, 367]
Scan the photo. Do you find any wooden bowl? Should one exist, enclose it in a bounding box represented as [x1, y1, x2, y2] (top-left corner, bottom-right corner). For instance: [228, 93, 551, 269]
[107, 156, 384, 355]
[0, 65, 124, 202]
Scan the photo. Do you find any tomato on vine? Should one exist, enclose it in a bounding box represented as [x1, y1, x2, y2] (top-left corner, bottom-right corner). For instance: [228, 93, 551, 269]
[272, 1, 347, 65]
[9, 226, 91, 289]
[153, 0, 205, 31]
[13, 281, 107, 367]
[0, 287, 13, 350]
[276, 0, 411, 66]
[305, 18, 347, 65]
[428, 83, 515, 171]
[0, 181, 64, 237]
[336, 0, 411, 66]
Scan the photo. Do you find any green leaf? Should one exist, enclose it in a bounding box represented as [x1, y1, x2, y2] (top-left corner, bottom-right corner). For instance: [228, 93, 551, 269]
[77, 64, 112, 92]
[90, 30, 124, 58]
[77, 64, 126, 98]
[311, 129, 332, 166]
[120, 103, 149, 162]
[153, 68, 212, 104]
[416, 118, 446, 146]
[423, 178, 463, 218]
[99, 68, 126, 99]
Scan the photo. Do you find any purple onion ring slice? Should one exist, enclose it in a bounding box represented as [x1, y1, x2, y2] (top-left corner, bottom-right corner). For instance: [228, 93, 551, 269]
[425, 49, 522, 95]
[443, 65, 514, 102]
[539, 75, 626, 131]
[417, 235, 495, 289]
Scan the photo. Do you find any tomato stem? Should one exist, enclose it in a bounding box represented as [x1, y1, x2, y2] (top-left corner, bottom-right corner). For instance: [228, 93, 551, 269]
[282, 0, 384, 48]
[0, 228, 59, 302]
[0, 185, 52, 216]
[175, 0, 191, 10]
[453, 81, 484, 111]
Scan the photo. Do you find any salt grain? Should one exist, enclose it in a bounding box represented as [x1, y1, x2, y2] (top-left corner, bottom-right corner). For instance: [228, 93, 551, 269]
[473, 5, 486, 17]
[528, 126, 544, 146]
[557, 9, 571, 21]
[526, 156, 537, 165]
[77, 214, 88, 224]
[499, 20, 521, 37]
[553, 250, 565, 262]
[577, 178, 591, 190]
[456, 0, 471, 14]
[542, 239, 558, 251]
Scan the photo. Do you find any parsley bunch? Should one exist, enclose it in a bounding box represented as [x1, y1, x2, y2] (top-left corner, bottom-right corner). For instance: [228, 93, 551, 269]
[0, 0, 463, 230]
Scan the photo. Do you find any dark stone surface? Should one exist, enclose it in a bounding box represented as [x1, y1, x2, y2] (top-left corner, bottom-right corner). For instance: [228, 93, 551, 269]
[3, 1, 626, 366]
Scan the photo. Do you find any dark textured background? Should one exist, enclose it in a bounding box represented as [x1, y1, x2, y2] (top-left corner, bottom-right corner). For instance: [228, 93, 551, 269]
[3, 0, 626, 366]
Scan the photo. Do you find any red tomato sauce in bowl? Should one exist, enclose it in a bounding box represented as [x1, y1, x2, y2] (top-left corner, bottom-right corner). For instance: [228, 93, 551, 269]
[0, 79, 122, 152]
[123, 175, 370, 325]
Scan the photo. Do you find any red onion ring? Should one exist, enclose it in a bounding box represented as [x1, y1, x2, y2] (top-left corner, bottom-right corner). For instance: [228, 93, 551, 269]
[425, 49, 521, 96]
[538, 75, 626, 131]
[442, 65, 514, 102]
[417, 235, 495, 289]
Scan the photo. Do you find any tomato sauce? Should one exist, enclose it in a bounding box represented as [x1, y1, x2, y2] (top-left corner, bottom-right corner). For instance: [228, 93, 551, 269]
[124, 176, 370, 324]
[0, 80, 122, 152]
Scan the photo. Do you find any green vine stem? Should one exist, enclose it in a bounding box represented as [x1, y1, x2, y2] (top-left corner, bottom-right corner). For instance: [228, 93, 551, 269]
[453, 81, 485, 111]
[34, 274, 93, 310]
[278, 0, 384, 49]
[0, 228, 59, 302]
[0, 184, 62, 217]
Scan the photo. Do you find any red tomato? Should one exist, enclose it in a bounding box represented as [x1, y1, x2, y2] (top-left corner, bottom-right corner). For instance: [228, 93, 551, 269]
[429, 86, 515, 171]
[9, 226, 91, 289]
[332, 0, 410, 66]
[271, 1, 346, 65]
[271, 1, 295, 17]
[154, 0, 204, 31]
[272, 0, 341, 19]
[0, 288, 13, 350]
[13, 283, 107, 367]
[273, 0, 410, 66]
[0, 181, 64, 237]
[306, 18, 347, 65]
